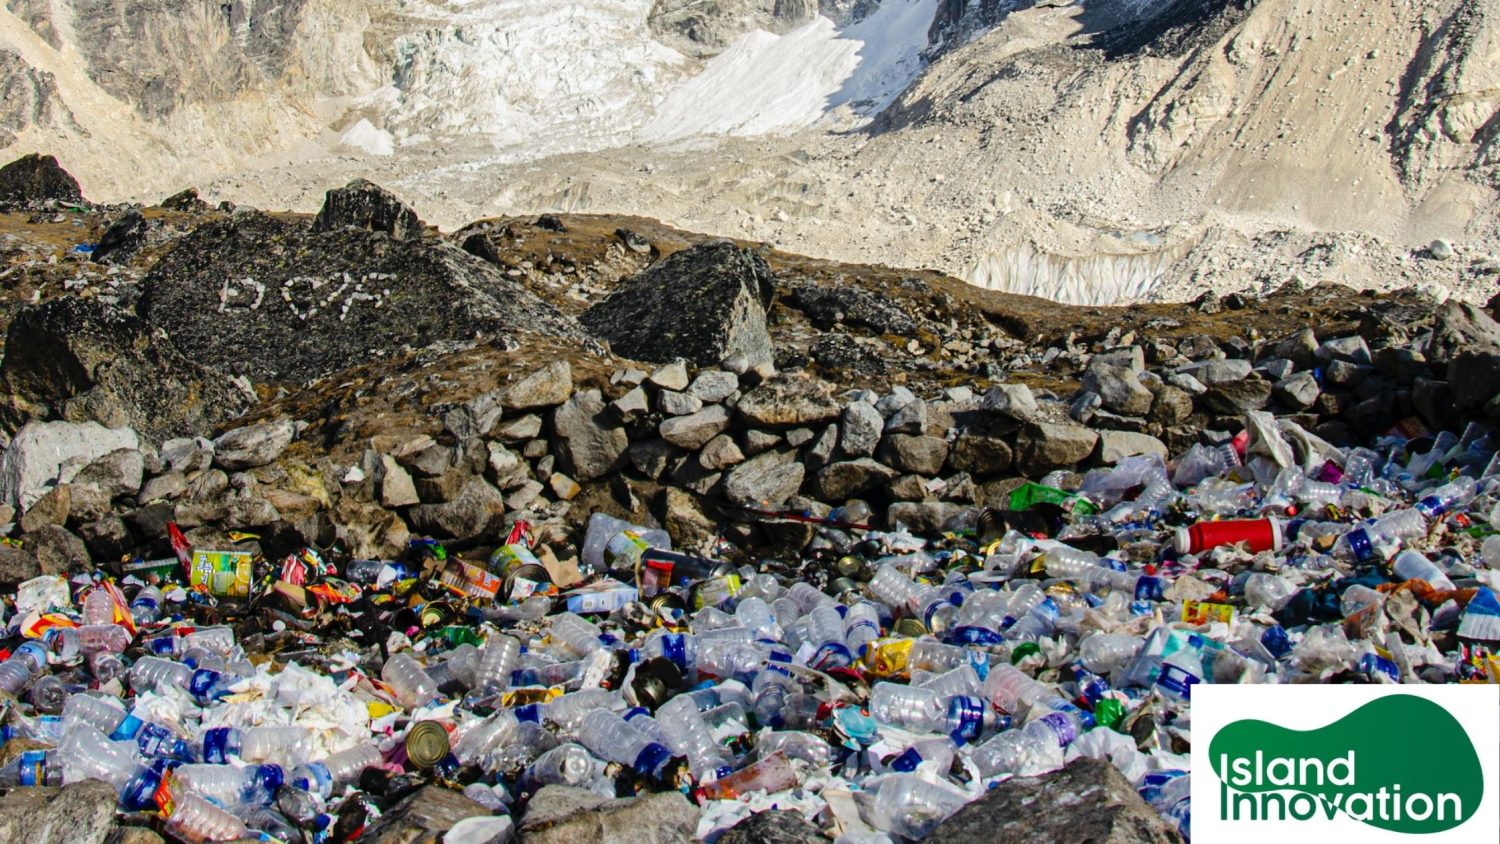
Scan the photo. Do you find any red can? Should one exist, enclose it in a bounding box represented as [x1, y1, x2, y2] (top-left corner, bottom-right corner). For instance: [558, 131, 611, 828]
[1174, 518, 1282, 555]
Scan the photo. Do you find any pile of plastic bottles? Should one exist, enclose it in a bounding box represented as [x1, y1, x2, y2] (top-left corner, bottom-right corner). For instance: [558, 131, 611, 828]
[1, 409, 1498, 842]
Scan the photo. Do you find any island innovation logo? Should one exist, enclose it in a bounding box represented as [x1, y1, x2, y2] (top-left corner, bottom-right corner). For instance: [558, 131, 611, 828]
[1193, 686, 1498, 843]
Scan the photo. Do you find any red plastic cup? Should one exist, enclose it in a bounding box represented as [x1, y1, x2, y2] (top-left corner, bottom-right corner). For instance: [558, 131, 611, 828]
[1174, 518, 1282, 555]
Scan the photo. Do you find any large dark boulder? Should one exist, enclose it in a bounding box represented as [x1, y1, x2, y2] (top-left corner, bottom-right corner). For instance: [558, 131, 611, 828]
[137, 211, 586, 383]
[0, 153, 82, 206]
[925, 757, 1182, 844]
[580, 242, 775, 368]
[91, 209, 148, 264]
[0, 297, 252, 442]
[311, 179, 424, 241]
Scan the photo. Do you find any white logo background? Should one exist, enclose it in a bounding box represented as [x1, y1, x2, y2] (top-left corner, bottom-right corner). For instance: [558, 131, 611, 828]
[1192, 685, 1499, 843]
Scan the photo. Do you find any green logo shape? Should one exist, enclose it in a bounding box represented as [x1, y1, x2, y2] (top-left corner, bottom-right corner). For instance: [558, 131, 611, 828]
[1208, 694, 1484, 833]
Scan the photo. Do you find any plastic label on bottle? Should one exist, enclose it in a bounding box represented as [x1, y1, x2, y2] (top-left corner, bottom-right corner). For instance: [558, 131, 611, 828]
[1180, 600, 1235, 626]
[632, 742, 672, 777]
[121, 762, 165, 811]
[1155, 663, 1199, 699]
[1345, 527, 1375, 562]
[1035, 711, 1078, 747]
[949, 626, 1005, 647]
[137, 722, 183, 758]
[946, 695, 985, 744]
[661, 634, 689, 672]
[1260, 625, 1292, 658]
[889, 746, 924, 772]
[202, 726, 235, 764]
[16, 750, 46, 786]
[111, 713, 145, 741]
[189, 668, 223, 701]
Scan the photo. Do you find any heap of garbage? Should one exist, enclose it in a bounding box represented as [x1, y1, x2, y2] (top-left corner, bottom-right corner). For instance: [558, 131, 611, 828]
[0, 406, 1495, 843]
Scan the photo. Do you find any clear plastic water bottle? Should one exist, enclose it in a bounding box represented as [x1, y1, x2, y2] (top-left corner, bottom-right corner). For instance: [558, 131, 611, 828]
[200, 726, 317, 766]
[550, 613, 606, 655]
[642, 632, 699, 674]
[62, 693, 129, 735]
[982, 665, 1051, 716]
[1243, 573, 1297, 611]
[453, 711, 525, 767]
[472, 634, 521, 692]
[751, 663, 797, 728]
[917, 664, 981, 699]
[1078, 634, 1142, 674]
[288, 744, 381, 798]
[77, 624, 133, 654]
[130, 655, 194, 693]
[528, 742, 608, 789]
[842, 602, 881, 656]
[756, 730, 839, 767]
[28, 676, 70, 714]
[82, 588, 116, 626]
[0, 749, 62, 786]
[59, 724, 142, 790]
[164, 791, 251, 843]
[1415, 476, 1477, 519]
[735, 597, 780, 639]
[173, 763, 284, 807]
[870, 773, 969, 839]
[1391, 549, 1456, 590]
[0, 657, 34, 697]
[697, 640, 764, 680]
[576, 709, 673, 777]
[130, 586, 163, 624]
[869, 683, 945, 732]
[1334, 509, 1426, 562]
[656, 695, 731, 778]
[802, 605, 852, 669]
[380, 653, 440, 709]
[542, 688, 617, 734]
[867, 565, 923, 612]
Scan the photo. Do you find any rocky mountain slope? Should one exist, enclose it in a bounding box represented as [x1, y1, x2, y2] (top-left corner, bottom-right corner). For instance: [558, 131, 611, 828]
[0, 156, 1493, 572]
[0, 0, 1496, 306]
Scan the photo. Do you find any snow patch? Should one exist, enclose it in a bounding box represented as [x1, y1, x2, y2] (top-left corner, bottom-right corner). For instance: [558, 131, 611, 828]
[340, 119, 395, 156]
[640, 0, 939, 142]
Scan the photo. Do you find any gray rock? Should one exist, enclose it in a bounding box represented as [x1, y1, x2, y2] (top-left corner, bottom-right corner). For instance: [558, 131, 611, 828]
[1315, 335, 1372, 365]
[1255, 358, 1295, 381]
[0, 778, 119, 844]
[378, 455, 420, 508]
[19, 484, 69, 533]
[1273, 328, 1319, 367]
[1201, 376, 1272, 414]
[947, 431, 1013, 477]
[553, 390, 628, 481]
[505, 360, 574, 410]
[887, 501, 966, 534]
[611, 368, 648, 386]
[1413, 378, 1455, 430]
[1323, 359, 1370, 387]
[700, 434, 746, 471]
[1430, 237, 1455, 260]
[1097, 430, 1168, 464]
[442, 389, 504, 441]
[1450, 351, 1500, 413]
[803, 424, 839, 472]
[485, 442, 530, 490]
[924, 757, 1182, 844]
[610, 386, 651, 420]
[980, 383, 1038, 422]
[28, 524, 88, 574]
[1082, 364, 1153, 416]
[883, 398, 928, 435]
[1069, 391, 1103, 424]
[839, 400, 884, 457]
[495, 414, 543, 442]
[879, 434, 949, 476]
[1148, 386, 1194, 425]
[311, 179, 424, 241]
[506, 480, 545, 512]
[394, 440, 454, 478]
[71, 449, 144, 499]
[649, 361, 691, 391]
[159, 437, 213, 473]
[1015, 422, 1099, 476]
[717, 810, 827, 844]
[737, 378, 841, 428]
[580, 242, 774, 368]
[0, 544, 40, 582]
[723, 449, 805, 508]
[213, 419, 295, 471]
[742, 429, 781, 455]
[660, 405, 732, 450]
[875, 386, 916, 417]
[627, 439, 681, 480]
[1165, 372, 1207, 395]
[549, 473, 581, 501]
[1273, 372, 1321, 409]
[1177, 358, 1251, 386]
[0, 421, 140, 510]
[657, 390, 703, 417]
[812, 458, 900, 500]
[407, 478, 506, 539]
[358, 785, 491, 844]
[521, 785, 699, 844]
[1092, 345, 1145, 372]
[0, 153, 83, 207]
[1425, 301, 1500, 364]
[784, 428, 815, 448]
[79, 516, 133, 560]
[687, 370, 740, 403]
